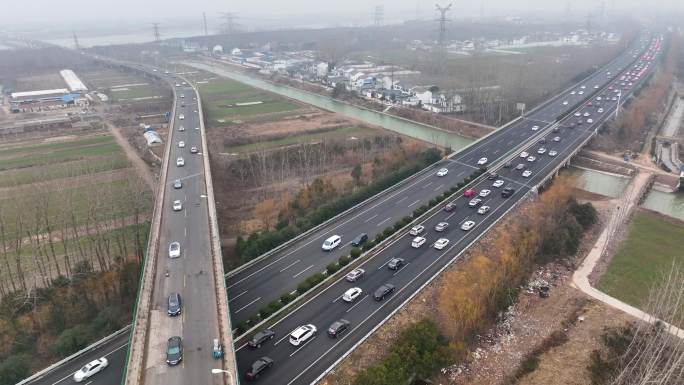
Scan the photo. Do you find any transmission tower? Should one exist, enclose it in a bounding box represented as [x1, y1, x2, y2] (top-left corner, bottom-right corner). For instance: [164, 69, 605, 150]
[72, 32, 80, 50]
[152, 23, 161, 42]
[586, 12, 593, 32]
[373, 5, 384, 27]
[221, 12, 239, 35]
[203, 12, 208, 36]
[435, 3, 452, 55]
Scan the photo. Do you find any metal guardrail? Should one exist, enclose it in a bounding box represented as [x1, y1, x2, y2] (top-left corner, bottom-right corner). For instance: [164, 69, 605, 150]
[16, 325, 132, 385]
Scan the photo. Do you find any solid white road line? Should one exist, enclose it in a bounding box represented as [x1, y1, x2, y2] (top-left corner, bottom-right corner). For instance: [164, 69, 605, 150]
[292, 265, 314, 279]
[279, 259, 301, 273]
[376, 217, 391, 227]
[407, 199, 420, 208]
[345, 294, 369, 313]
[234, 297, 262, 314]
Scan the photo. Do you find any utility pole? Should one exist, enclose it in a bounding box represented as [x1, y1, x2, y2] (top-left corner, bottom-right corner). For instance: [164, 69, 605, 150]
[373, 5, 384, 27]
[72, 32, 80, 50]
[152, 23, 161, 42]
[435, 3, 452, 58]
[203, 12, 208, 36]
[586, 12, 592, 33]
[221, 12, 238, 35]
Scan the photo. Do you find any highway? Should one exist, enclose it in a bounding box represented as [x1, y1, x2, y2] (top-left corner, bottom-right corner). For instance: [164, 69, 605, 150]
[234, 35, 663, 385]
[224, 33, 655, 326]
[139, 84, 223, 385]
[19, 33, 658, 385]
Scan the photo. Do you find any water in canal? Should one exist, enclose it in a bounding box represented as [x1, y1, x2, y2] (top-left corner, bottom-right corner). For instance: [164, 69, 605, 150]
[186, 62, 475, 150]
[569, 167, 684, 220]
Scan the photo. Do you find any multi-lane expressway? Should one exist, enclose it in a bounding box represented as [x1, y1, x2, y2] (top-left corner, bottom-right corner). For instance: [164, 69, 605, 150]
[225, 33, 657, 326]
[232, 35, 662, 385]
[19, 33, 660, 385]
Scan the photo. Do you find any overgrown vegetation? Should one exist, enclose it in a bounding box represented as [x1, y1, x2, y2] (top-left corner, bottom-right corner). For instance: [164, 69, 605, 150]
[234, 147, 442, 262]
[0, 259, 142, 384]
[352, 319, 452, 385]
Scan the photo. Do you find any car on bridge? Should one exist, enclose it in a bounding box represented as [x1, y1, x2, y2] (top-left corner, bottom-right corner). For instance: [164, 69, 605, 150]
[245, 356, 274, 381]
[522, 170, 533, 178]
[345, 268, 365, 282]
[468, 198, 482, 207]
[166, 336, 183, 366]
[351, 233, 368, 247]
[73, 357, 108, 382]
[463, 188, 477, 197]
[327, 319, 350, 338]
[436, 168, 449, 177]
[444, 202, 457, 212]
[409, 224, 425, 236]
[461, 221, 476, 231]
[434, 222, 449, 232]
[492, 180, 505, 188]
[434, 238, 450, 250]
[289, 324, 317, 346]
[343, 287, 363, 302]
[190, 146, 199, 154]
[388, 258, 405, 270]
[176, 157, 185, 167]
[477, 157, 488, 165]
[411, 236, 426, 248]
[169, 242, 181, 258]
[322, 235, 342, 251]
[172, 200, 182, 211]
[502, 186, 515, 198]
[477, 206, 490, 215]
[374, 283, 395, 301]
[173, 179, 182, 189]
[248, 329, 276, 349]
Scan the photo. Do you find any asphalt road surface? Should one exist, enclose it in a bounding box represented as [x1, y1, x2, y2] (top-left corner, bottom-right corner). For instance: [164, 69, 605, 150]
[21, 34, 659, 385]
[140, 83, 223, 385]
[224, 33, 656, 326]
[234, 36, 663, 385]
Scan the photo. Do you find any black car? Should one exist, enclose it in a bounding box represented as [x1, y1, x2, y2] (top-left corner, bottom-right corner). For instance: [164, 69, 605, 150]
[166, 336, 183, 366]
[351, 233, 368, 247]
[501, 186, 515, 198]
[538, 138, 547, 144]
[245, 356, 274, 381]
[327, 319, 350, 338]
[167, 293, 182, 316]
[374, 283, 395, 301]
[387, 258, 405, 270]
[248, 329, 275, 349]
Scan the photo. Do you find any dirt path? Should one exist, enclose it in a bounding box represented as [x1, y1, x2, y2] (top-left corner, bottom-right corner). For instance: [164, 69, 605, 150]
[571, 170, 684, 339]
[104, 120, 156, 190]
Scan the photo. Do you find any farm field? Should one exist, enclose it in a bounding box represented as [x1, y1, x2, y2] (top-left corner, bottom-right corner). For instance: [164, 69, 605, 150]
[598, 210, 684, 308]
[224, 126, 376, 154]
[81, 68, 168, 102]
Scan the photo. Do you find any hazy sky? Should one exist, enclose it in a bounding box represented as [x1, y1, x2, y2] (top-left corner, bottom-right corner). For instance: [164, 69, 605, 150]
[2, 0, 682, 30]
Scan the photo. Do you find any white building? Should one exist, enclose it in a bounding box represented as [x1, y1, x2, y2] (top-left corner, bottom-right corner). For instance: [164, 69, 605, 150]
[60, 70, 88, 92]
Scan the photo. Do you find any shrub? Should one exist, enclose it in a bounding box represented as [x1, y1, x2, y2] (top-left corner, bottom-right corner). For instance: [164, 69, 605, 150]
[234, 321, 248, 335]
[248, 314, 261, 325]
[0, 354, 31, 385]
[362, 240, 376, 251]
[350, 247, 362, 259]
[393, 222, 404, 231]
[339, 255, 352, 267]
[326, 262, 340, 275]
[280, 293, 296, 304]
[383, 227, 394, 238]
[464, 176, 472, 183]
[374, 233, 384, 243]
[297, 281, 312, 294]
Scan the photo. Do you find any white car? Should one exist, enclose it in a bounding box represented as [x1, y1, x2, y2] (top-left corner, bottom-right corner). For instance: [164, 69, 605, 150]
[176, 157, 185, 167]
[342, 287, 363, 303]
[479, 189, 491, 198]
[580, 85, 586, 89]
[574, 112, 581, 117]
[460, 221, 475, 231]
[553, 136, 561, 142]
[477, 157, 488, 165]
[549, 150, 558, 157]
[73, 357, 108, 382]
[587, 118, 594, 124]
[578, 91, 584, 95]
[434, 222, 449, 232]
[598, 108, 604, 113]
[436, 168, 449, 177]
[522, 170, 532, 178]
[520, 151, 529, 158]
[178, 141, 185, 148]
[169, 242, 181, 258]
[190, 146, 199, 154]
[531, 125, 539, 131]
[322, 235, 341, 251]
[477, 206, 490, 215]
[527, 156, 536, 162]
[468, 198, 482, 207]
[570, 91, 576, 95]
[409, 225, 425, 236]
[492, 179, 505, 188]
[562, 101, 568, 105]
[172, 200, 182, 211]
[596, 97, 602, 101]
[179, 126, 185, 132]
[434, 238, 450, 250]
[537, 147, 547, 155]
[289, 324, 317, 346]
[178, 114, 185, 120]
[195, 127, 200, 130]
[411, 236, 426, 248]
[583, 112, 591, 117]
[593, 85, 600, 89]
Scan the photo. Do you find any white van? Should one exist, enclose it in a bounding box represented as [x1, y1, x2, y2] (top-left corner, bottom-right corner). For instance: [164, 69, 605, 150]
[322, 235, 341, 251]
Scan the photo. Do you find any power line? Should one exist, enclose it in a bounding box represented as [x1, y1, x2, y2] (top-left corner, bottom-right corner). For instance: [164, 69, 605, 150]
[220, 12, 239, 35]
[435, 3, 452, 55]
[152, 23, 161, 42]
[373, 5, 384, 27]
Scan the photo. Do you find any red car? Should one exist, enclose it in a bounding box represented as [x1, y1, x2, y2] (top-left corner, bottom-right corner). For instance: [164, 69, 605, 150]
[463, 189, 477, 198]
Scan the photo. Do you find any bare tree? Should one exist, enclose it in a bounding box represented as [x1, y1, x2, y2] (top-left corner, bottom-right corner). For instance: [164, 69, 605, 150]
[611, 262, 684, 385]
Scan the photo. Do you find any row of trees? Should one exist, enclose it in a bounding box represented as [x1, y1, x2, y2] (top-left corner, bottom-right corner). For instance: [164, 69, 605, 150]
[0, 173, 151, 297]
